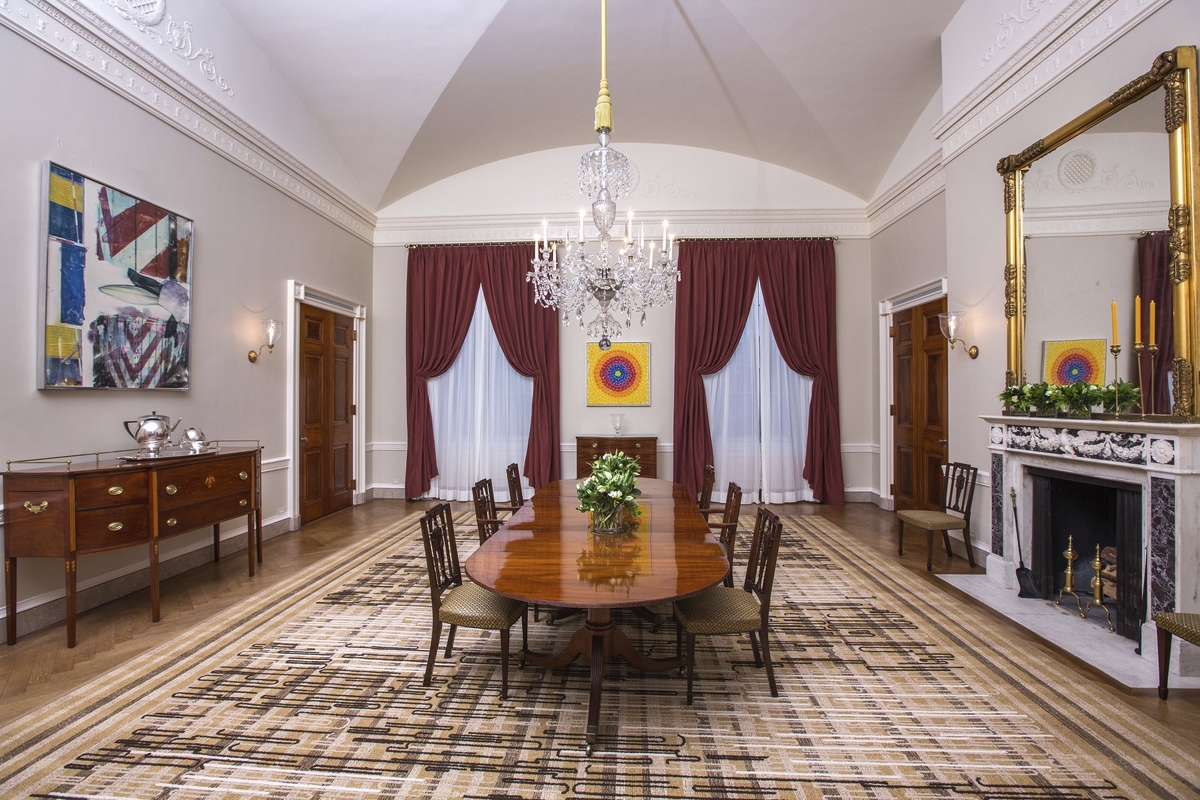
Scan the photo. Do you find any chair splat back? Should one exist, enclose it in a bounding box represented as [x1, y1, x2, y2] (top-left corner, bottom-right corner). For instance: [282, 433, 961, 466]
[506, 463, 525, 508]
[420, 504, 462, 602]
[698, 464, 716, 510]
[943, 463, 979, 517]
[718, 483, 742, 553]
[471, 479, 503, 544]
[744, 507, 784, 614]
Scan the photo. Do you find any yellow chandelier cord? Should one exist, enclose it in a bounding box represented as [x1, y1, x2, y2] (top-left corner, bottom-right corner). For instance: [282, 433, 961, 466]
[594, 0, 613, 132]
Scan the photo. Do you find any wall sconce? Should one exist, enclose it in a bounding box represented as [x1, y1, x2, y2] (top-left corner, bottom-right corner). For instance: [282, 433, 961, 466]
[938, 312, 979, 358]
[248, 319, 281, 363]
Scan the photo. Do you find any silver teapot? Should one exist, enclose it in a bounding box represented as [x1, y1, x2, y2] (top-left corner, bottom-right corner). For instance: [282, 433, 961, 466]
[123, 411, 181, 453]
[179, 426, 208, 452]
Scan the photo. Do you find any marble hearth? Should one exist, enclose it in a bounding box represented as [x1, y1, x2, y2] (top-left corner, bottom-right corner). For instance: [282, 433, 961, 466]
[982, 415, 1200, 682]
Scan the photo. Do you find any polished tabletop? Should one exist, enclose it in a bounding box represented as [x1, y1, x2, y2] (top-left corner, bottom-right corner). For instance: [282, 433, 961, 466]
[465, 478, 728, 609]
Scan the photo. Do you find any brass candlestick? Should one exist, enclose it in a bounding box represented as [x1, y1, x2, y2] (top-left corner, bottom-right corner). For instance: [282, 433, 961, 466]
[1148, 342, 1159, 415]
[1056, 535, 1083, 613]
[1134, 341, 1146, 418]
[1083, 543, 1114, 631]
[1110, 344, 1122, 419]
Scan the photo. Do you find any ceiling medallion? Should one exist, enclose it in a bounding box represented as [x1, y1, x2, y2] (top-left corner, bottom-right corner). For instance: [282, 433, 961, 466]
[527, 0, 680, 351]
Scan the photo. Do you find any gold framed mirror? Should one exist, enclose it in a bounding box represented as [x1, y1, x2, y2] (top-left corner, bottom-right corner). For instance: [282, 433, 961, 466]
[998, 46, 1199, 417]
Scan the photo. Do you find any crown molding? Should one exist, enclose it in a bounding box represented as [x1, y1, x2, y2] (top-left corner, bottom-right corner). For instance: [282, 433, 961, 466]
[866, 152, 945, 236]
[1, 0, 377, 243]
[1024, 198, 1170, 235]
[374, 209, 871, 247]
[932, 0, 1170, 165]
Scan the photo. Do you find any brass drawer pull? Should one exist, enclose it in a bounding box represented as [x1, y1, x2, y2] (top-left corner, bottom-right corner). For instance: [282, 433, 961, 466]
[239, 499, 248, 507]
[239, 471, 249, 481]
[108, 521, 123, 532]
[635, 443, 641, 448]
[166, 517, 177, 527]
[23, 501, 48, 514]
[108, 486, 124, 496]
[165, 484, 178, 496]
[592, 443, 598, 448]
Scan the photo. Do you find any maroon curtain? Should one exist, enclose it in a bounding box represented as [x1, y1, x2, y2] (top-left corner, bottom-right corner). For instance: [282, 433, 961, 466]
[672, 242, 759, 498]
[478, 245, 561, 489]
[1137, 233, 1173, 414]
[405, 247, 482, 498]
[758, 240, 844, 505]
[673, 239, 845, 505]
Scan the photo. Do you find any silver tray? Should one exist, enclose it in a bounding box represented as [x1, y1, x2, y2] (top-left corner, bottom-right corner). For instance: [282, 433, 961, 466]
[118, 446, 220, 462]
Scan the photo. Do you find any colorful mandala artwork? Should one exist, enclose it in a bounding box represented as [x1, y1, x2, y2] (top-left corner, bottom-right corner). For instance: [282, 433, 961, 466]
[587, 342, 650, 405]
[1043, 339, 1107, 386]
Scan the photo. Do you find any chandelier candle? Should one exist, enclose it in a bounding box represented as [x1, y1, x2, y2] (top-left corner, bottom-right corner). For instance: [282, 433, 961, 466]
[527, 0, 680, 351]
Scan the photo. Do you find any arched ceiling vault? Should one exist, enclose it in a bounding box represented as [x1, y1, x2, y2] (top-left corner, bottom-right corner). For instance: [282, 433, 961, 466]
[222, 0, 964, 212]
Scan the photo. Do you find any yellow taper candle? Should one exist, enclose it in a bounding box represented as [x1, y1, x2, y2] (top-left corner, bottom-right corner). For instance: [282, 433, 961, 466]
[1150, 300, 1157, 346]
[1135, 295, 1142, 344]
[1111, 301, 1118, 347]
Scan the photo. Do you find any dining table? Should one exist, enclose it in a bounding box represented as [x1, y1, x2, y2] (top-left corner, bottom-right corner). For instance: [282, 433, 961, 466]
[464, 478, 729, 753]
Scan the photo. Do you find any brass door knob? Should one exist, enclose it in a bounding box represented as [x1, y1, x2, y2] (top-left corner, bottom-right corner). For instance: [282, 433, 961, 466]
[108, 521, 123, 532]
[165, 484, 178, 495]
[166, 517, 177, 527]
[24, 501, 48, 514]
[108, 486, 124, 496]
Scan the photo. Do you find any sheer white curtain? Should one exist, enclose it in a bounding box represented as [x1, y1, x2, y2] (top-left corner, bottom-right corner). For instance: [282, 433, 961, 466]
[427, 291, 534, 502]
[703, 283, 814, 504]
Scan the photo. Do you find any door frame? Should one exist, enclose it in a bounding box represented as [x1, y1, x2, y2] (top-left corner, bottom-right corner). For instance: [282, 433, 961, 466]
[877, 277, 946, 511]
[285, 280, 367, 529]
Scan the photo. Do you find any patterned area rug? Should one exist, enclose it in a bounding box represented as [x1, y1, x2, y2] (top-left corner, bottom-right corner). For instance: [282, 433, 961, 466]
[2, 510, 1198, 798]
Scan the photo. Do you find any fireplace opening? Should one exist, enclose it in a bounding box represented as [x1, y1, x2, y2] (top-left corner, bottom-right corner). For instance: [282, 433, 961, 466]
[1028, 468, 1142, 640]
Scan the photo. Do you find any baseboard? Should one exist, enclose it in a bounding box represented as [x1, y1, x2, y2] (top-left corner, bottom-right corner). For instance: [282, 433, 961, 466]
[5, 515, 292, 640]
[874, 495, 895, 511]
[367, 486, 408, 500]
[844, 489, 880, 504]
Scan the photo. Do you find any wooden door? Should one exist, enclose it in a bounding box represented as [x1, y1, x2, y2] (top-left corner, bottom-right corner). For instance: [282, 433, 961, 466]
[299, 304, 356, 524]
[891, 297, 948, 511]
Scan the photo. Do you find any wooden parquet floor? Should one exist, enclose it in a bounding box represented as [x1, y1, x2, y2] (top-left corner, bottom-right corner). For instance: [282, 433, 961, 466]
[1, 497, 1196, 747]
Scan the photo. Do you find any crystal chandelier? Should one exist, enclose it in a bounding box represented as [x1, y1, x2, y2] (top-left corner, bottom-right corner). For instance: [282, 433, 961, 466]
[527, 0, 679, 351]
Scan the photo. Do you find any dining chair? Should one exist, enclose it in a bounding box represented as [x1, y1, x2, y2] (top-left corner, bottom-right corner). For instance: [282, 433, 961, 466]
[502, 462, 525, 513]
[1156, 612, 1200, 700]
[674, 505, 784, 705]
[697, 464, 725, 522]
[710, 482, 742, 588]
[471, 478, 505, 544]
[420, 503, 527, 699]
[895, 462, 979, 571]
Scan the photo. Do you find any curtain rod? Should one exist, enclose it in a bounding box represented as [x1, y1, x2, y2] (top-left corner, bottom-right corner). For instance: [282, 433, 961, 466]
[675, 235, 839, 242]
[1140, 229, 1169, 236]
[404, 241, 537, 249]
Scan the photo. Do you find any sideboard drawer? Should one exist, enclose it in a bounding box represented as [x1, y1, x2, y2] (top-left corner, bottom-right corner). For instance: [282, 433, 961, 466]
[76, 504, 150, 553]
[576, 436, 657, 478]
[3, 484, 70, 558]
[75, 471, 149, 510]
[159, 491, 252, 538]
[158, 456, 254, 510]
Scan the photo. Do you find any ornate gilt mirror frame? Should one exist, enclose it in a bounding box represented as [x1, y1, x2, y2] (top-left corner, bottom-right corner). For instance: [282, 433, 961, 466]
[997, 46, 1199, 416]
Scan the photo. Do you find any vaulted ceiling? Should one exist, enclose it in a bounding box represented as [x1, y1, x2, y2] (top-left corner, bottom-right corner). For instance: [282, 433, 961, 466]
[221, 0, 964, 212]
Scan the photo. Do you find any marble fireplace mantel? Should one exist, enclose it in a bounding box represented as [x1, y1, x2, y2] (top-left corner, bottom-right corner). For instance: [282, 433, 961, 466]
[982, 415, 1200, 679]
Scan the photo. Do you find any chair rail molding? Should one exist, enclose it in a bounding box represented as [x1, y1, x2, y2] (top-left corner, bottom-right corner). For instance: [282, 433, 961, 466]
[374, 209, 870, 247]
[932, 0, 1172, 164]
[0, 0, 376, 243]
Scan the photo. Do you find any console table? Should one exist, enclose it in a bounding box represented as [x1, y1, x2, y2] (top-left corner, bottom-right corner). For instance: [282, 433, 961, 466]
[3, 445, 262, 647]
[576, 436, 657, 478]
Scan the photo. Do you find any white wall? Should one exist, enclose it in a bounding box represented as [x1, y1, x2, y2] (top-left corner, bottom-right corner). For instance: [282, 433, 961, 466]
[0, 33, 372, 624]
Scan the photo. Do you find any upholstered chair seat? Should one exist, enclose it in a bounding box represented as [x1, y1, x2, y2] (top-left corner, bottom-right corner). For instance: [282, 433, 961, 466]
[674, 586, 761, 635]
[1156, 612, 1200, 700]
[438, 582, 527, 630]
[895, 509, 967, 531]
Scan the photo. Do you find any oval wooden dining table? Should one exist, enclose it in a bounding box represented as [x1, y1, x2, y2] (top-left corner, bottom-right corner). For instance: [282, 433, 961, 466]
[464, 478, 728, 752]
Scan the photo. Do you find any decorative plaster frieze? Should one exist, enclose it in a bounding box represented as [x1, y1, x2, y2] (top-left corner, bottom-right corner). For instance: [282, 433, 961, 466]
[1006, 424, 1148, 464]
[101, 0, 233, 97]
[867, 152, 945, 235]
[0, 0, 375, 243]
[1023, 199, 1170, 235]
[934, 0, 1170, 164]
[374, 209, 870, 247]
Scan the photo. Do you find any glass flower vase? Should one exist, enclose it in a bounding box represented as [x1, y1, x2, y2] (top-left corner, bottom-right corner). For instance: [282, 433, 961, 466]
[588, 504, 628, 535]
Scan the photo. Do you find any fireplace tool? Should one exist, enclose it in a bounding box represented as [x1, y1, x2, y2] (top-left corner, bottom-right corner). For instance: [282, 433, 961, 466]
[1011, 489, 1039, 598]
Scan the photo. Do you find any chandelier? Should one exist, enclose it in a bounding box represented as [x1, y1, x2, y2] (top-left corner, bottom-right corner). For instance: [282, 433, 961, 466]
[527, 0, 679, 351]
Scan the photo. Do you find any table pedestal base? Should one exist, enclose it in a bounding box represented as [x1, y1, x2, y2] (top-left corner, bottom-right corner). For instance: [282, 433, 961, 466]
[524, 607, 680, 754]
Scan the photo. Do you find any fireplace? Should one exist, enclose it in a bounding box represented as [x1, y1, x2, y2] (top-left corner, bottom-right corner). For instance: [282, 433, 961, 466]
[1028, 468, 1142, 640]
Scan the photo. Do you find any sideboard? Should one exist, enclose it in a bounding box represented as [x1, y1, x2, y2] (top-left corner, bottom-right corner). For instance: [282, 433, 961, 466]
[576, 436, 658, 479]
[3, 445, 262, 647]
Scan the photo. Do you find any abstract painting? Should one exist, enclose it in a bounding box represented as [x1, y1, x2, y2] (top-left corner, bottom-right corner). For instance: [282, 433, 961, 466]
[587, 342, 649, 405]
[1043, 338, 1107, 385]
[41, 163, 192, 389]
